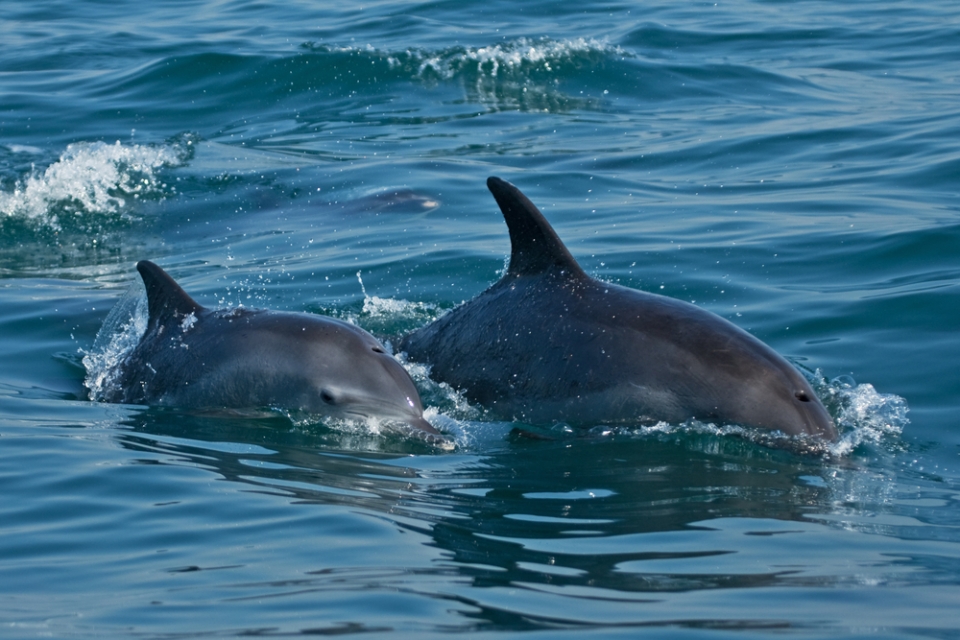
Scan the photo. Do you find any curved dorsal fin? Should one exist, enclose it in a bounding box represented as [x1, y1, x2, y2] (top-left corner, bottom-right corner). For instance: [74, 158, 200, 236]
[486, 177, 586, 279]
[136, 260, 204, 331]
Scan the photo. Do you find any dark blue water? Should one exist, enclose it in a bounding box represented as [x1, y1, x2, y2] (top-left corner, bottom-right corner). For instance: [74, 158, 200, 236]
[2, 0, 959, 637]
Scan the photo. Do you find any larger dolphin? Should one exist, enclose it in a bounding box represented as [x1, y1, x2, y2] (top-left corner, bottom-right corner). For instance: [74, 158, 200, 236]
[401, 177, 838, 441]
[102, 260, 441, 439]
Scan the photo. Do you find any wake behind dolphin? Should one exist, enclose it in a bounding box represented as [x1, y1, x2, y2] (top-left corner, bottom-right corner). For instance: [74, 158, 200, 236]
[98, 260, 443, 443]
[401, 177, 838, 442]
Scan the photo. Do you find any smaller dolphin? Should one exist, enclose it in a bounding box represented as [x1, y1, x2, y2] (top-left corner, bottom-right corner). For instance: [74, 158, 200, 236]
[102, 260, 440, 439]
[401, 177, 838, 442]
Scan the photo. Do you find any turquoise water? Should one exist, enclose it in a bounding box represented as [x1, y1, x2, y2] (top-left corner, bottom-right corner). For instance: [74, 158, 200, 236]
[2, 0, 958, 637]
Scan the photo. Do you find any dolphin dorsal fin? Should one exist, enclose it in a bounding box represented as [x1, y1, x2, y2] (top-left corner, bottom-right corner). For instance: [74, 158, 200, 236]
[136, 260, 204, 332]
[487, 177, 586, 279]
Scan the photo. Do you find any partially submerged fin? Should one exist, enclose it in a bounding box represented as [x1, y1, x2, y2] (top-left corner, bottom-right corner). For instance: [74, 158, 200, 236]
[486, 176, 586, 279]
[136, 260, 204, 333]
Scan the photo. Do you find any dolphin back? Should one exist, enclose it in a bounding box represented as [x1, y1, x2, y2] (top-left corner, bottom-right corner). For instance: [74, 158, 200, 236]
[403, 177, 838, 443]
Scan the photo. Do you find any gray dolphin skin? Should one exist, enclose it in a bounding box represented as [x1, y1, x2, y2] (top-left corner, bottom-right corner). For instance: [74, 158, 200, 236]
[104, 260, 440, 438]
[401, 177, 838, 441]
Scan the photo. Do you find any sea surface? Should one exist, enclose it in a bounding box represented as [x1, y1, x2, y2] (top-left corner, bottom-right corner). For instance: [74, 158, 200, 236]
[2, 0, 959, 637]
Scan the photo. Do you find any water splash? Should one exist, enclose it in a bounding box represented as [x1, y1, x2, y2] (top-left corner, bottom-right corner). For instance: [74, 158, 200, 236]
[821, 374, 910, 457]
[82, 284, 148, 401]
[0, 137, 192, 231]
[360, 293, 439, 332]
[339, 271, 441, 337]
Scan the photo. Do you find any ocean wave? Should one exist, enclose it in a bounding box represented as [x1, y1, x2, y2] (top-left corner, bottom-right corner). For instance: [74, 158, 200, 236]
[304, 37, 625, 112]
[0, 136, 193, 232]
[379, 37, 626, 81]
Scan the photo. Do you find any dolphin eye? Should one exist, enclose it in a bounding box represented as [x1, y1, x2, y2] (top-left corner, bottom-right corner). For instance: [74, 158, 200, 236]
[320, 390, 336, 405]
[371, 346, 385, 354]
[795, 390, 811, 402]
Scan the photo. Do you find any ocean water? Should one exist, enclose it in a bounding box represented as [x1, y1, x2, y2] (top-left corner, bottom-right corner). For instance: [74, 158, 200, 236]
[2, 0, 959, 637]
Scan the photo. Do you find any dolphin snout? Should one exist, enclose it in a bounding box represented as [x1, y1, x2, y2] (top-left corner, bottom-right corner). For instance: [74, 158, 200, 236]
[807, 408, 838, 442]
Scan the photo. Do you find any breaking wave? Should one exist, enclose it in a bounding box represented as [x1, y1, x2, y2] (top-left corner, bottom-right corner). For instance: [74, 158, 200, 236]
[0, 136, 193, 232]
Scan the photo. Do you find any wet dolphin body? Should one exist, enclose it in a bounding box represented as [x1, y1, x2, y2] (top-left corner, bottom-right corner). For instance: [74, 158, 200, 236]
[104, 260, 440, 438]
[401, 177, 838, 441]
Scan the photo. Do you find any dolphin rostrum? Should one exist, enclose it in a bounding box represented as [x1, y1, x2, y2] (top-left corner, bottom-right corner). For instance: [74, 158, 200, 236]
[102, 260, 441, 439]
[401, 177, 838, 441]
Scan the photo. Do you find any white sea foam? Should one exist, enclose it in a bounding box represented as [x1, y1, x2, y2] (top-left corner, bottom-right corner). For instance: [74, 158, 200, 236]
[0, 139, 190, 230]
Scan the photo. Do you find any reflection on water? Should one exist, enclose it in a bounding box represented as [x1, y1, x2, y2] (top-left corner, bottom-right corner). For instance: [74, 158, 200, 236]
[3, 398, 953, 636]
[99, 408, 956, 634]
[117, 410, 869, 602]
